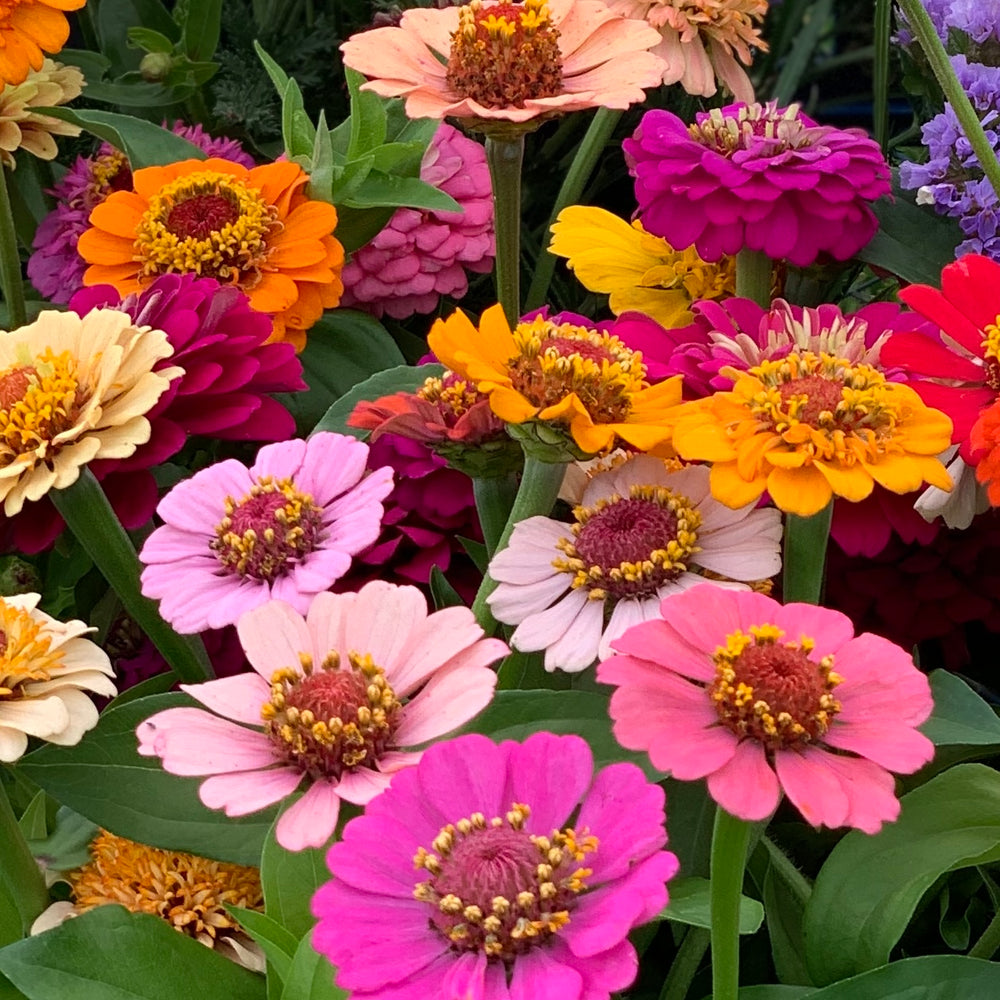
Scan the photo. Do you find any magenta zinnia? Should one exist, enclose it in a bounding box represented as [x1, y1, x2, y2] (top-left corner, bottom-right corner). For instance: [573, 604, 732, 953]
[311, 731, 679, 999]
[598, 584, 934, 832]
[137, 583, 506, 850]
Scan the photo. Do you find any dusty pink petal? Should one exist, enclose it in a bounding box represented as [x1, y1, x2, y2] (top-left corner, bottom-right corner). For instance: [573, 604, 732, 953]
[504, 733, 593, 835]
[338, 580, 428, 672]
[772, 601, 856, 654]
[644, 716, 739, 779]
[608, 618, 716, 680]
[663, 585, 777, 652]
[804, 751, 900, 834]
[706, 740, 781, 821]
[822, 723, 934, 773]
[275, 780, 342, 851]
[336, 767, 393, 805]
[236, 600, 313, 681]
[198, 767, 303, 815]
[179, 673, 269, 726]
[773, 748, 850, 829]
[599, 653, 718, 721]
[377, 749, 423, 773]
[393, 660, 498, 746]
[509, 946, 583, 1000]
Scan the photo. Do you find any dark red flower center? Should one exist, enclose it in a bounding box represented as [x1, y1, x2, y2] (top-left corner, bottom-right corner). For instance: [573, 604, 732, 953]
[167, 193, 241, 240]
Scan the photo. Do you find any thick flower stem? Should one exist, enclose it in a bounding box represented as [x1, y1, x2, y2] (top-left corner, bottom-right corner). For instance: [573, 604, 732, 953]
[485, 135, 526, 326]
[0, 775, 48, 938]
[898, 0, 1000, 204]
[782, 501, 833, 605]
[710, 807, 753, 1000]
[525, 107, 623, 311]
[659, 926, 710, 1000]
[473, 472, 520, 558]
[471, 455, 566, 633]
[51, 469, 213, 684]
[873, 0, 892, 152]
[0, 167, 26, 330]
[735, 247, 772, 308]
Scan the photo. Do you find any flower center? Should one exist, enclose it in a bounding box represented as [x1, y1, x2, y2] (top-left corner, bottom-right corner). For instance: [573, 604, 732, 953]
[413, 803, 597, 961]
[261, 651, 401, 779]
[88, 150, 132, 204]
[638, 228, 736, 299]
[553, 486, 701, 600]
[508, 317, 646, 424]
[446, 0, 562, 109]
[0, 351, 86, 459]
[689, 101, 814, 158]
[133, 171, 279, 287]
[211, 476, 324, 582]
[981, 321, 1000, 392]
[0, 602, 61, 700]
[710, 624, 842, 748]
[419, 372, 484, 425]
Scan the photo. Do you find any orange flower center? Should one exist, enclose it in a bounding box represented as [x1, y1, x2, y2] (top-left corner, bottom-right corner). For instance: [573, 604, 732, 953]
[261, 650, 401, 779]
[413, 802, 596, 961]
[0, 351, 85, 458]
[447, 0, 562, 109]
[711, 624, 841, 748]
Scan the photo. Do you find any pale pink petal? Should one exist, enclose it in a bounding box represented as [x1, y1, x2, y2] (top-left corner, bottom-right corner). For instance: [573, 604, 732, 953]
[774, 748, 850, 829]
[489, 571, 574, 625]
[509, 588, 587, 652]
[394, 660, 497, 746]
[199, 767, 303, 815]
[598, 598, 652, 661]
[236, 600, 312, 681]
[275, 780, 342, 851]
[338, 580, 428, 672]
[250, 437, 307, 481]
[336, 767, 393, 805]
[706, 740, 781, 820]
[544, 596, 605, 672]
[155, 459, 250, 531]
[179, 674, 269, 726]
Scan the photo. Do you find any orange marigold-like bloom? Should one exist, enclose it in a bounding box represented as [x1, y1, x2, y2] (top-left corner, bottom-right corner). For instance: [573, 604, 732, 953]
[76, 158, 344, 351]
[970, 400, 1000, 506]
[0, 0, 84, 86]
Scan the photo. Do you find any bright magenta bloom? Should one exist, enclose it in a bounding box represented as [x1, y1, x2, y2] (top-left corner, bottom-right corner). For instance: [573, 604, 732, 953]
[137, 583, 506, 850]
[311, 732, 679, 999]
[598, 584, 934, 832]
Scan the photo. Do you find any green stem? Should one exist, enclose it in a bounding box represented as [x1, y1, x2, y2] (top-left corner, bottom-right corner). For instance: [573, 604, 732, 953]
[735, 248, 772, 308]
[710, 807, 753, 1000]
[0, 775, 47, 938]
[898, 0, 1000, 204]
[470, 455, 566, 633]
[485, 135, 526, 326]
[761, 834, 812, 909]
[0, 167, 26, 330]
[473, 472, 520, 559]
[782, 501, 833, 605]
[873, 0, 891, 152]
[524, 107, 623, 311]
[969, 908, 1000, 960]
[50, 469, 213, 684]
[659, 926, 710, 1000]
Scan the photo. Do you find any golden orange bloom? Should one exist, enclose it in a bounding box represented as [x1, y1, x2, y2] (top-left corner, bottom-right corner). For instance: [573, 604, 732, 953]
[670, 352, 954, 517]
[0, 0, 84, 86]
[77, 158, 344, 351]
[428, 303, 681, 456]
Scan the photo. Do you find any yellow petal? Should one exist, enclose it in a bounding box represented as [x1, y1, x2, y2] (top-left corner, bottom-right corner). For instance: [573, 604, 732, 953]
[710, 461, 767, 509]
[813, 460, 874, 502]
[766, 465, 833, 516]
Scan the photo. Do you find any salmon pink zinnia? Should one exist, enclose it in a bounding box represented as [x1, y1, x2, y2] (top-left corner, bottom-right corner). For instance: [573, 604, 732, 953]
[137, 584, 507, 851]
[598, 584, 934, 832]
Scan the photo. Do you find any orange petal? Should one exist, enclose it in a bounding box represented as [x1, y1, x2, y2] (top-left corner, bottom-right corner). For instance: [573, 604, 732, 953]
[250, 161, 307, 212]
[710, 461, 766, 509]
[246, 273, 299, 313]
[266, 239, 331, 269]
[282, 201, 340, 241]
[673, 417, 736, 462]
[77, 228, 135, 266]
[489, 386, 538, 423]
[766, 465, 833, 517]
[813, 460, 874, 503]
[88, 195, 144, 239]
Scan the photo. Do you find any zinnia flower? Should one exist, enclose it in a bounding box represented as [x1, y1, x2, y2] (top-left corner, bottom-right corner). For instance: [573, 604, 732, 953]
[429, 304, 682, 457]
[548, 205, 735, 328]
[139, 433, 394, 634]
[0, 0, 84, 86]
[605, 0, 768, 102]
[0, 58, 82, 169]
[625, 101, 891, 266]
[340, 0, 666, 127]
[340, 123, 494, 318]
[598, 583, 935, 832]
[77, 158, 344, 350]
[0, 309, 179, 516]
[971, 400, 1000, 504]
[137, 583, 506, 850]
[311, 731, 679, 999]
[0, 593, 116, 762]
[489, 456, 782, 671]
[669, 351, 954, 516]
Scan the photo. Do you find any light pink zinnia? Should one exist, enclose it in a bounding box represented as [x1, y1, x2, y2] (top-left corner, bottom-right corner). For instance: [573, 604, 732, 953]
[598, 584, 935, 832]
[340, 0, 666, 125]
[139, 434, 394, 633]
[137, 583, 506, 850]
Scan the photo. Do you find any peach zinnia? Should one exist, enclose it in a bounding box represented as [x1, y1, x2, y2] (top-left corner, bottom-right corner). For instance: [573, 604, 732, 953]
[340, 0, 666, 125]
[77, 158, 344, 351]
[0, 0, 84, 86]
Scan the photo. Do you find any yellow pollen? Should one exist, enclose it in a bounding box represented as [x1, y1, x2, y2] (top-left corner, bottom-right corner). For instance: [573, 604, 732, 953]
[981, 322, 1000, 392]
[0, 600, 63, 699]
[89, 150, 129, 194]
[418, 374, 481, 417]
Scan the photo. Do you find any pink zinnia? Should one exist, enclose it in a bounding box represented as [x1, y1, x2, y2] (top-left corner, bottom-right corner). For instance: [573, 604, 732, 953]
[599, 584, 934, 832]
[137, 583, 506, 850]
[625, 101, 890, 266]
[139, 434, 394, 633]
[311, 731, 679, 999]
[341, 124, 494, 319]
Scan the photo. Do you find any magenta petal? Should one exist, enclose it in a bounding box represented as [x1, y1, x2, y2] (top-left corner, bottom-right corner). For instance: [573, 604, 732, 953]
[553, 939, 638, 1000]
[416, 735, 507, 825]
[504, 733, 593, 835]
[276, 780, 342, 851]
[706, 741, 781, 820]
[441, 952, 488, 1000]
[509, 947, 583, 1000]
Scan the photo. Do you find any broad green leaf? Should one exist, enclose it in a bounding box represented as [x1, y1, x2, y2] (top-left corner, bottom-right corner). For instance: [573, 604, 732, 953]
[0, 974, 27, 999]
[27, 807, 98, 875]
[495, 650, 567, 691]
[662, 877, 764, 935]
[64, 78, 190, 108]
[17, 694, 275, 866]
[804, 764, 1000, 985]
[253, 41, 290, 96]
[260, 821, 329, 940]
[16, 792, 46, 841]
[312, 364, 442, 439]
[370, 141, 426, 176]
[332, 153, 376, 205]
[177, 0, 222, 61]
[126, 27, 174, 53]
[280, 937, 345, 1000]
[429, 566, 464, 610]
[333, 205, 397, 254]
[737, 988, 814, 1000]
[0, 906, 265, 1000]
[226, 907, 298, 984]
[342, 173, 461, 213]
[920, 670, 1000, 747]
[763, 863, 812, 986]
[345, 67, 387, 161]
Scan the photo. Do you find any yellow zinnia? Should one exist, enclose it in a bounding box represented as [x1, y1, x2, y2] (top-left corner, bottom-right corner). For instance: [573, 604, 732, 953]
[428, 303, 681, 456]
[670, 352, 954, 517]
[548, 205, 735, 327]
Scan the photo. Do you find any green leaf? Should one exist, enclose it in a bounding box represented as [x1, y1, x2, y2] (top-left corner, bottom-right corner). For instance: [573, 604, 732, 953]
[662, 877, 764, 935]
[341, 173, 462, 213]
[429, 567, 464, 609]
[17, 694, 275, 867]
[662, 778, 715, 880]
[345, 67, 387, 161]
[370, 141, 426, 176]
[921, 670, 1000, 747]
[737, 988, 814, 1000]
[27, 807, 98, 875]
[226, 908, 297, 984]
[177, 0, 222, 61]
[332, 205, 398, 255]
[312, 364, 442, 440]
[280, 937, 345, 1000]
[253, 41, 290, 96]
[763, 863, 812, 986]
[16, 792, 46, 841]
[97, 0, 179, 74]
[126, 27, 174, 53]
[282, 79, 316, 160]
[803, 764, 1000, 985]
[307, 112, 336, 206]
[66, 78, 190, 108]
[332, 153, 376, 206]
[0, 906, 265, 1000]
[260, 821, 328, 940]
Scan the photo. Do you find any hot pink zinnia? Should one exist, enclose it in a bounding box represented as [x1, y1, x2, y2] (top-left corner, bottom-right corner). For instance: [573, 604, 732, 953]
[139, 434, 394, 633]
[624, 101, 890, 266]
[598, 583, 934, 833]
[340, 124, 494, 319]
[311, 731, 679, 999]
[137, 583, 506, 850]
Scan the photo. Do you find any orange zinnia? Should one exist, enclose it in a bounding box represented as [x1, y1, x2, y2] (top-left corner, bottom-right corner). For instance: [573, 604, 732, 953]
[77, 158, 344, 351]
[0, 0, 84, 86]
